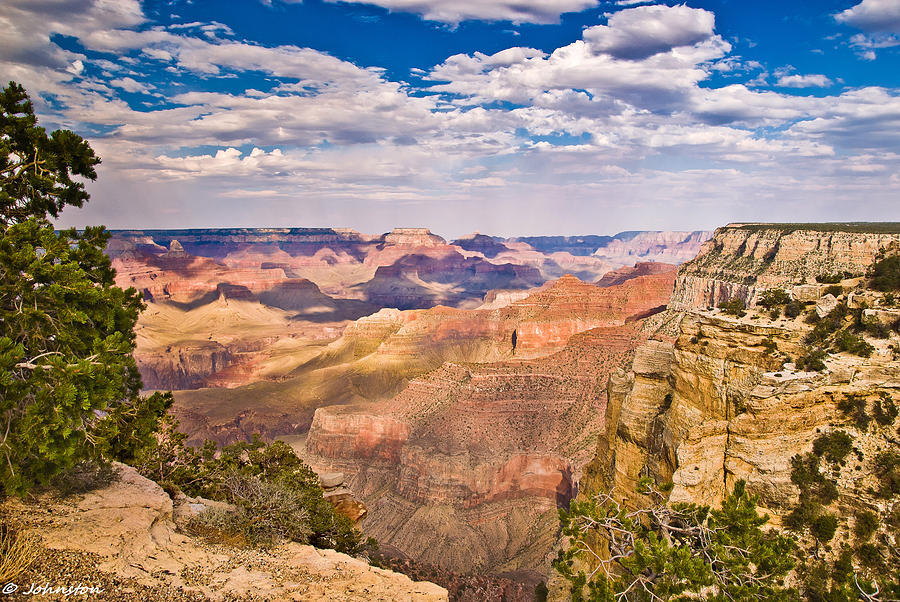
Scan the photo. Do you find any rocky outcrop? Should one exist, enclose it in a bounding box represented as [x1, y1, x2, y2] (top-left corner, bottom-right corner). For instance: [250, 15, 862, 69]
[6, 463, 447, 601]
[302, 318, 661, 579]
[588, 223, 900, 517]
[669, 223, 900, 310]
[136, 340, 234, 390]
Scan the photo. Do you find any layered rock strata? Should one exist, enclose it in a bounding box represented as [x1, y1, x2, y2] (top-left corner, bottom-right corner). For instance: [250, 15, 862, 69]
[5, 463, 447, 601]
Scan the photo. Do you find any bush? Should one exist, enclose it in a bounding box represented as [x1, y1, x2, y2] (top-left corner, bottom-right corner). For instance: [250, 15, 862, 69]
[832, 330, 874, 357]
[883, 292, 896, 306]
[837, 395, 872, 431]
[824, 285, 843, 297]
[873, 394, 898, 426]
[136, 425, 365, 554]
[853, 510, 878, 541]
[812, 431, 854, 463]
[870, 255, 900, 291]
[191, 472, 311, 548]
[796, 349, 827, 372]
[856, 543, 884, 570]
[873, 451, 900, 498]
[759, 289, 791, 308]
[810, 514, 839, 543]
[0, 523, 38, 583]
[719, 297, 746, 317]
[817, 273, 843, 284]
[784, 300, 804, 318]
[47, 461, 119, 497]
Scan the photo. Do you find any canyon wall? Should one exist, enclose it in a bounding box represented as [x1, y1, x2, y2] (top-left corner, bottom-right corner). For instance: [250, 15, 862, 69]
[585, 222, 900, 518]
[670, 223, 900, 310]
[300, 271, 678, 586]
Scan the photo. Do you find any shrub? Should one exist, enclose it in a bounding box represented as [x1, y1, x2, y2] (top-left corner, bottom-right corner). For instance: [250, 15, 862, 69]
[873, 451, 900, 498]
[719, 297, 746, 317]
[48, 461, 119, 497]
[882, 292, 896, 306]
[853, 510, 878, 541]
[824, 285, 843, 297]
[833, 330, 874, 357]
[873, 394, 898, 426]
[856, 543, 884, 570]
[555, 479, 796, 600]
[191, 472, 311, 548]
[0, 523, 38, 583]
[837, 395, 872, 431]
[136, 425, 365, 554]
[784, 300, 804, 318]
[812, 431, 854, 463]
[761, 337, 777, 354]
[870, 254, 900, 291]
[759, 289, 791, 308]
[796, 349, 827, 372]
[810, 514, 839, 543]
[817, 273, 843, 284]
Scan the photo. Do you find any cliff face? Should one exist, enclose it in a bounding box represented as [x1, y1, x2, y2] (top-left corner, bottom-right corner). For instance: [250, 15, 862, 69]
[300, 272, 677, 582]
[670, 224, 900, 310]
[588, 223, 900, 516]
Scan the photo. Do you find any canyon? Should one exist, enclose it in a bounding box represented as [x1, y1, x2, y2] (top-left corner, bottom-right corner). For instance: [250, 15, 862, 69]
[108, 223, 900, 600]
[550, 222, 900, 600]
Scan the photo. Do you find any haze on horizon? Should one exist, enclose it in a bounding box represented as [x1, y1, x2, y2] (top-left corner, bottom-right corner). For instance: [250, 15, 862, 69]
[3, 0, 899, 237]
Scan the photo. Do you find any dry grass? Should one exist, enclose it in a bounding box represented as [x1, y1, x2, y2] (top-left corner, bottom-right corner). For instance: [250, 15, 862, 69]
[0, 523, 39, 583]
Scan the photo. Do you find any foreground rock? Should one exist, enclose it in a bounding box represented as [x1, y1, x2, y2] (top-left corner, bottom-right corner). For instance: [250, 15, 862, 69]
[4, 464, 447, 601]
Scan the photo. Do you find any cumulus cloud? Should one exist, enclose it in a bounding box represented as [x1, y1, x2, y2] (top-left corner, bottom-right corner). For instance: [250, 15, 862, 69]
[4, 0, 900, 232]
[583, 4, 716, 59]
[836, 0, 900, 33]
[776, 73, 833, 88]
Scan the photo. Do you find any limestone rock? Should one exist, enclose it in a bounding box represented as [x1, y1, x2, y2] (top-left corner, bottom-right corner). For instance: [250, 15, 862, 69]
[816, 293, 839, 318]
[5, 463, 447, 601]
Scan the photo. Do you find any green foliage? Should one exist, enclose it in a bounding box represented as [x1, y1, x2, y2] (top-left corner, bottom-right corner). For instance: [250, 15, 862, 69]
[853, 511, 877, 541]
[719, 297, 747, 317]
[817, 273, 844, 285]
[759, 289, 791, 308]
[190, 472, 312, 548]
[555, 479, 796, 601]
[824, 285, 843, 297]
[135, 421, 365, 554]
[0, 82, 100, 224]
[870, 254, 900, 292]
[809, 514, 838, 543]
[837, 395, 872, 431]
[0, 82, 168, 496]
[796, 349, 827, 372]
[833, 330, 874, 358]
[784, 300, 804, 318]
[873, 451, 900, 498]
[873, 394, 898, 426]
[812, 431, 854, 463]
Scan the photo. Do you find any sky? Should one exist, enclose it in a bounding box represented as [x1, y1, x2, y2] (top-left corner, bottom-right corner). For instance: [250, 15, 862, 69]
[2, 0, 900, 237]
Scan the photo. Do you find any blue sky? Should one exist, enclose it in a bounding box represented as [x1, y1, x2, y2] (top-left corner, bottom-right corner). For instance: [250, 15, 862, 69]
[2, 0, 899, 236]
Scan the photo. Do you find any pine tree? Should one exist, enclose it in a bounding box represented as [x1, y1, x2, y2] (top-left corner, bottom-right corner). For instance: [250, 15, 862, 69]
[0, 81, 171, 496]
[555, 479, 797, 601]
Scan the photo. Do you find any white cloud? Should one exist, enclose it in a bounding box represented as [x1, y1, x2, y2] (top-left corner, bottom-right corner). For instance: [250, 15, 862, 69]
[836, 0, 900, 33]
[776, 73, 833, 88]
[109, 76, 154, 93]
[583, 5, 716, 59]
[318, 0, 600, 24]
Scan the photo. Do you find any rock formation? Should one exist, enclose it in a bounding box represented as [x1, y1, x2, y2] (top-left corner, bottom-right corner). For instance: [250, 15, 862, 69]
[5, 463, 447, 601]
[582, 222, 900, 527]
[299, 270, 678, 586]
